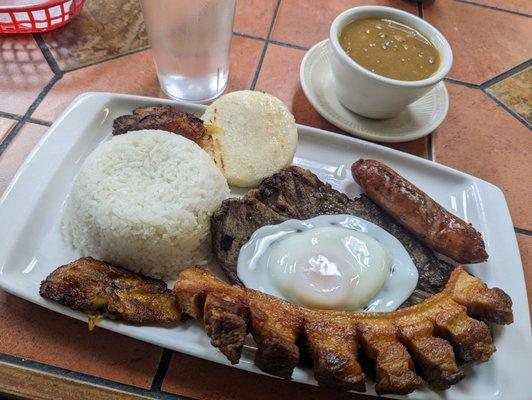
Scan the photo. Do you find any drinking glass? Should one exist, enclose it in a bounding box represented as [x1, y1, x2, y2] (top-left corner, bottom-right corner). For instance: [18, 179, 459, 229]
[141, 0, 236, 103]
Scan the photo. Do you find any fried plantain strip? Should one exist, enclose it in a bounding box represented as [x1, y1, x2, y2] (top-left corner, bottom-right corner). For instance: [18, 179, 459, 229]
[40, 257, 180, 325]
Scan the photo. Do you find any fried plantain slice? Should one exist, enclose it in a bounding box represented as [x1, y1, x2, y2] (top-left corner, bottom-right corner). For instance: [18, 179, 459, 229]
[40, 257, 180, 325]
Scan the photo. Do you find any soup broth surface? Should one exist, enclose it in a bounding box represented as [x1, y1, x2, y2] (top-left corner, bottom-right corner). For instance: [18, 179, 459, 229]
[339, 18, 440, 81]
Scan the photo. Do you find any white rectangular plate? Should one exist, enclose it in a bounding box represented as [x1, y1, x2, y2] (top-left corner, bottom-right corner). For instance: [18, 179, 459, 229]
[0, 92, 530, 399]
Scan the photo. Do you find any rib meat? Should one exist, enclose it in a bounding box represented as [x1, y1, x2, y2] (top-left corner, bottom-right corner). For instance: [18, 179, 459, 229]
[174, 266, 513, 395]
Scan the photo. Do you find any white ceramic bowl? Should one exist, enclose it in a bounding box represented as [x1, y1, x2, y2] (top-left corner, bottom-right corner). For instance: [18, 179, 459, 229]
[329, 6, 452, 119]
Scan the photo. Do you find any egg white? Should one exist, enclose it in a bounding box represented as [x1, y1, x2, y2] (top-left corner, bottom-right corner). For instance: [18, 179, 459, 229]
[237, 214, 419, 312]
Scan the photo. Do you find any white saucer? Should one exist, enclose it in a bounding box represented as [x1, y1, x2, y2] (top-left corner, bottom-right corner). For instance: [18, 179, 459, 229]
[299, 39, 449, 143]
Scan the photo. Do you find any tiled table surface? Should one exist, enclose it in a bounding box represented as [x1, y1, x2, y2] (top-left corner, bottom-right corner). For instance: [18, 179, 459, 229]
[0, 0, 530, 399]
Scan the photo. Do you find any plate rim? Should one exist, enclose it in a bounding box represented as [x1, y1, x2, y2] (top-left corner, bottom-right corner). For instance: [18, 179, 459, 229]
[299, 39, 449, 143]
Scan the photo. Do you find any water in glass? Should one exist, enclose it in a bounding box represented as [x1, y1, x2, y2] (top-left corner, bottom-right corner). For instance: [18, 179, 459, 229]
[141, 0, 236, 103]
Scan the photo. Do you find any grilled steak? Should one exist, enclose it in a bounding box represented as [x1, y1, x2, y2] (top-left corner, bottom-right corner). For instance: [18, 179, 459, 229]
[112, 105, 205, 141]
[211, 197, 287, 284]
[212, 166, 455, 306]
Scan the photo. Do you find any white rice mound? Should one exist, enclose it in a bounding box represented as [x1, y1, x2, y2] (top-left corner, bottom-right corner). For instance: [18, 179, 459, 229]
[63, 130, 230, 280]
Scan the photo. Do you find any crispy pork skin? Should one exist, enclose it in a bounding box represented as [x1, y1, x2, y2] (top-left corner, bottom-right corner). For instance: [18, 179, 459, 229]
[173, 266, 512, 395]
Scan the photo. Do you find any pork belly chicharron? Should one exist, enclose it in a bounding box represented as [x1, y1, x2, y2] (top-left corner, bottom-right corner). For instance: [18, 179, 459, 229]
[173, 266, 513, 395]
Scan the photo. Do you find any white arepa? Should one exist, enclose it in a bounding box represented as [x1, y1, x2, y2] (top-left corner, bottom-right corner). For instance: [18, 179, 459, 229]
[202, 90, 298, 187]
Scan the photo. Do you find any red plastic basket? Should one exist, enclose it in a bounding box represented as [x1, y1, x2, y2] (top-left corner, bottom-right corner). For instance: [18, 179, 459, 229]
[0, 0, 85, 33]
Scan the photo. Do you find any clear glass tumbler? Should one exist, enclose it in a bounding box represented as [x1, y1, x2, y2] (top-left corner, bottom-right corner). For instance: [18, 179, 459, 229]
[141, 0, 236, 103]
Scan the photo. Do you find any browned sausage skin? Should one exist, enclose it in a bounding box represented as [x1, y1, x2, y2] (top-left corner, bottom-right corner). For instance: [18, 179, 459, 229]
[351, 159, 488, 264]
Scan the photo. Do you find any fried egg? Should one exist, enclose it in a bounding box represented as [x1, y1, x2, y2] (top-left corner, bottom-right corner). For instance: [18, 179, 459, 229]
[237, 214, 418, 312]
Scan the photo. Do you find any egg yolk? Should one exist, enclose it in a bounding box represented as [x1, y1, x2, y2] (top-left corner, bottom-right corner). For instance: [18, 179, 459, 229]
[266, 227, 391, 310]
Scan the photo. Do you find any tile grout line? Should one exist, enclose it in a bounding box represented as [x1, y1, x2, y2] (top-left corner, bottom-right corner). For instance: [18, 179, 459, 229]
[515, 227, 532, 237]
[440, 80, 527, 129]
[480, 59, 532, 90]
[443, 59, 532, 129]
[483, 90, 531, 129]
[444, 60, 531, 93]
[33, 33, 63, 76]
[0, 112, 21, 121]
[0, 34, 63, 156]
[443, 59, 531, 92]
[250, 44, 267, 90]
[27, 118, 52, 127]
[444, 77, 479, 89]
[61, 30, 278, 75]
[422, 0, 530, 166]
[232, 30, 310, 51]
[454, 0, 532, 18]
[0, 121, 17, 149]
[250, 0, 282, 90]
[0, 353, 190, 400]
[60, 31, 289, 75]
[431, 135, 436, 162]
[150, 349, 173, 392]
[0, 74, 61, 157]
[65, 45, 151, 73]
[427, 133, 434, 161]
[268, 40, 309, 51]
[438, 77, 530, 129]
[232, 30, 266, 42]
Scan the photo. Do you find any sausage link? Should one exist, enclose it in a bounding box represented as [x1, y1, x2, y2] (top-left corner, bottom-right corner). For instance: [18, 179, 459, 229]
[351, 159, 488, 264]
